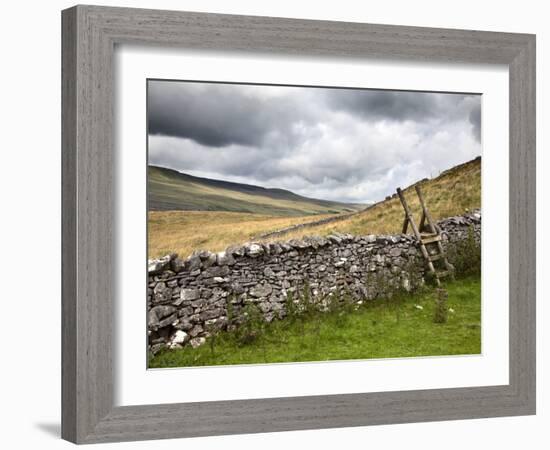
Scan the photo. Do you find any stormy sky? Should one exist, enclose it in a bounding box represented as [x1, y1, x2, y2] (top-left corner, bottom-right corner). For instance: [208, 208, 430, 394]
[148, 80, 481, 204]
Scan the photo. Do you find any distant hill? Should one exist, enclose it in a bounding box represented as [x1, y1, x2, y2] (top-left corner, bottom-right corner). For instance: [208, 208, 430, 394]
[148, 165, 364, 216]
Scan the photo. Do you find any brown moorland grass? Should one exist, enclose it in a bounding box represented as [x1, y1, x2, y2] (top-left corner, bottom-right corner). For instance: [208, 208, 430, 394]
[263, 157, 481, 242]
[148, 211, 338, 259]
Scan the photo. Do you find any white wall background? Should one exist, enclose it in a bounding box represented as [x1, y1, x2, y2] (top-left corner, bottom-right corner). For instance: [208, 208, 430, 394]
[0, 1, 546, 448]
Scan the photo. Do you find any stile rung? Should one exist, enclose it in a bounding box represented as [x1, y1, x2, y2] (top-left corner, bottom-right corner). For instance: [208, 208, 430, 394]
[435, 270, 452, 278]
[421, 235, 441, 244]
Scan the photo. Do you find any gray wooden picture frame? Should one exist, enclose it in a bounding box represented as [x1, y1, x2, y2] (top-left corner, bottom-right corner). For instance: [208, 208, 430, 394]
[61, 5, 536, 444]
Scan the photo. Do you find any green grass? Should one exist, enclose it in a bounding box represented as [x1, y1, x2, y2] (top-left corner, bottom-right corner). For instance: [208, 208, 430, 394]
[149, 276, 481, 368]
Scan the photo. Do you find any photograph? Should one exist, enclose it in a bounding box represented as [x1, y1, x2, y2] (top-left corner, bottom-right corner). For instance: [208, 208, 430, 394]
[146, 80, 482, 368]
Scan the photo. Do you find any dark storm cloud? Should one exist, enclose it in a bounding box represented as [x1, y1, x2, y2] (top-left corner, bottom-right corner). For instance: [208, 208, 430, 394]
[148, 81, 312, 148]
[327, 89, 483, 144]
[148, 81, 482, 203]
[326, 90, 443, 122]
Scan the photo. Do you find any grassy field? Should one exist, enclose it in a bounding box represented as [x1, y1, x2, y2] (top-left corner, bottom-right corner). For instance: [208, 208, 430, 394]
[148, 157, 481, 258]
[150, 276, 481, 368]
[148, 210, 340, 258]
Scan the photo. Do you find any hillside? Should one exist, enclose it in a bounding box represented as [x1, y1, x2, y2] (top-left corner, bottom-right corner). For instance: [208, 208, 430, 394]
[148, 157, 481, 258]
[148, 165, 364, 216]
[264, 156, 481, 241]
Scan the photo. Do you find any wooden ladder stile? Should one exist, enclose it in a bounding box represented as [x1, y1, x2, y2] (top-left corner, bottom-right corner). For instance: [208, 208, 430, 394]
[396, 187, 440, 287]
[396, 185, 455, 287]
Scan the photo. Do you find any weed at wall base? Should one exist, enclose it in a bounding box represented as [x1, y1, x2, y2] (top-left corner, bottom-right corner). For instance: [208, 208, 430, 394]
[445, 225, 481, 278]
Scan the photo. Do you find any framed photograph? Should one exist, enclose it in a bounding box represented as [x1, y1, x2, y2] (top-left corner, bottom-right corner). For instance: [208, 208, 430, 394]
[62, 5, 536, 444]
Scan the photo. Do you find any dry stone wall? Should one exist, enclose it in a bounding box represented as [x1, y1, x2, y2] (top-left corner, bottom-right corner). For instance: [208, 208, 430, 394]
[148, 210, 481, 355]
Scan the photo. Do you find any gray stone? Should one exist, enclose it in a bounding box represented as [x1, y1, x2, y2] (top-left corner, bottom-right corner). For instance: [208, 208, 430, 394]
[227, 245, 246, 257]
[153, 282, 167, 294]
[191, 298, 206, 309]
[341, 249, 352, 258]
[203, 265, 230, 278]
[280, 243, 292, 252]
[189, 324, 204, 337]
[170, 258, 186, 273]
[289, 239, 310, 249]
[157, 313, 178, 329]
[153, 283, 172, 304]
[148, 254, 175, 275]
[180, 288, 200, 302]
[187, 255, 201, 271]
[231, 282, 245, 294]
[216, 251, 235, 266]
[199, 308, 223, 321]
[249, 283, 273, 298]
[197, 250, 212, 260]
[389, 247, 402, 257]
[148, 313, 160, 329]
[246, 243, 264, 257]
[177, 307, 193, 317]
[201, 252, 217, 268]
[150, 343, 165, 356]
[173, 318, 193, 331]
[190, 337, 206, 349]
[150, 305, 176, 320]
[169, 330, 189, 347]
